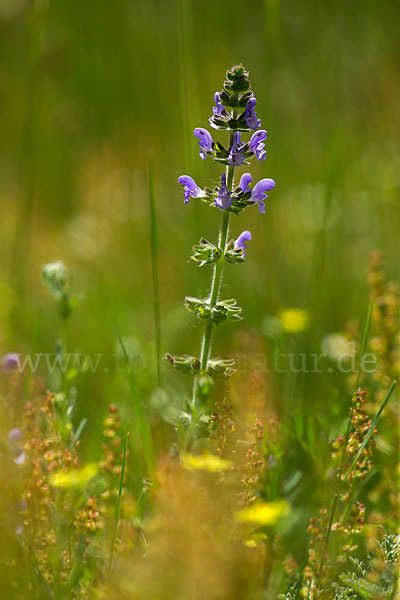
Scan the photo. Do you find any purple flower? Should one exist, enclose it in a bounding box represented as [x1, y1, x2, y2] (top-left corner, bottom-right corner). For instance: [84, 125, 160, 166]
[215, 173, 232, 210]
[235, 231, 252, 255]
[8, 428, 23, 444]
[14, 450, 26, 466]
[244, 97, 261, 130]
[194, 127, 213, 160]
[212, 92, 224, 116]
[251, 178, 276, 213]
[1, 353, 19, 372]
[227, 132, 245, 166]
[249, 130, 267, 161]
[239, 173, 252, 193]
[178, 175, 204, 204]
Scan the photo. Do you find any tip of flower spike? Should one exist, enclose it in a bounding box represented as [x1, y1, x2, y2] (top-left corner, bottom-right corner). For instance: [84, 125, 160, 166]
[227, 64, 248, 79]
[224, 65, 251, 94]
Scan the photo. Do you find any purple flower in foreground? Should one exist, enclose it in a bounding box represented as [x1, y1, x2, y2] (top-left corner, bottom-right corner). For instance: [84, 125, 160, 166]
[178, 175, 205, 204]
[194, 127, 213, 160]
[244, 97, 261, 130]
[215, 173, 232, 210]
[14, 450, 26, 466]
[251, 178, 276, 213]
[239, 173, 252, 193]
[227, 132, 245, 166]
[249, 130, 267, 161]
[235, 231, 252, 255]
[8, 428, 22, 444]
[1, 353, 19, 372]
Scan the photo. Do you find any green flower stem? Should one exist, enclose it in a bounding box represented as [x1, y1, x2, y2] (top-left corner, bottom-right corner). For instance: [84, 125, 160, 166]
[198, 131, 236, 376]
[199, 211, 230, 371]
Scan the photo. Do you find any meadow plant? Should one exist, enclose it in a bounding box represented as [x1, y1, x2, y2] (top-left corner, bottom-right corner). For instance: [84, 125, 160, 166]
[166, 64, 275, 415]
[300, 282, 398, 600]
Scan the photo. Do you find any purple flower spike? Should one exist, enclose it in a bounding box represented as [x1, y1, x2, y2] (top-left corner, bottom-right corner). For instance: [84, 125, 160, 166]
[239, 173, 252, 193]
[178, 175, 204, 204]
[8, 428, 23, 444]
[244, 97, 261, 130]
[194, 127, 213, 160]
[249, 130, 267, 161]
[215, 173, 232, 210]
[227, 131, 245, 166]
[251, 178, 276, 213]
[235, 230, 252, 255]
[212, 92, 224, 116]
[1, 353, 19, 372]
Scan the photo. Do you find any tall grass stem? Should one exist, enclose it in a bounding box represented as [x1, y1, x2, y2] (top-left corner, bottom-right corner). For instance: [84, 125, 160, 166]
[149, 157, 162, 387]
[108, 421, 130, 574]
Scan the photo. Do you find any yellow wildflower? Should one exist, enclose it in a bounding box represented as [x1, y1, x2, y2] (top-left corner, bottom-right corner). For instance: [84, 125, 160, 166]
[181, 452, 232, 473]
[49, 463, 98, 488]
[278, 308, 310, 334]
[235, 500, 290, 526]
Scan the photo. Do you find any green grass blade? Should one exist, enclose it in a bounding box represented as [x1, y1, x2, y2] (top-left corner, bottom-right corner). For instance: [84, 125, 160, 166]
[108, 421, 130, 574]
[343, 380, 397, 481]
[73, 418, 87, 445]
[66, 534, 86, 593]
[114, 327, 155, 475]
[354, 299, 374, 392]
[149, 156, 162, 387]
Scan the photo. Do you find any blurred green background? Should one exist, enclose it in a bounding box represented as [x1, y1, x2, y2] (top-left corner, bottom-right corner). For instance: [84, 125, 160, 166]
[0, 0, 399, 467]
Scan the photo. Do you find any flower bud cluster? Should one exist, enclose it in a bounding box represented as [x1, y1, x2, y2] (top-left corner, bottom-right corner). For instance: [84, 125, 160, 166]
[331, 498, 366, 559]
[191, 238, 223, 265]
[332, 390, 376, 481]
[99, 404, 125, 513]
[365, 253, 399, 532]
[165, 354, 200, 374]
[208, 401, 236, 456]
[190, 236, 250, 266]
[368, 252, 399, 408]
[302, 509, 334, 599]
[184, 295, 243, 324]
[242, 417, 264, 504]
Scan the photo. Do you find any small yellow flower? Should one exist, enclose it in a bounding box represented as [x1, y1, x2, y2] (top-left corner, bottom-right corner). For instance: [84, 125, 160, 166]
[278, 308, 310, 334]
[235, 500, 290, 526]
[245, 532, 268, 548]
[181, 452, 232, 473]
[49, 463, 98, 488]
